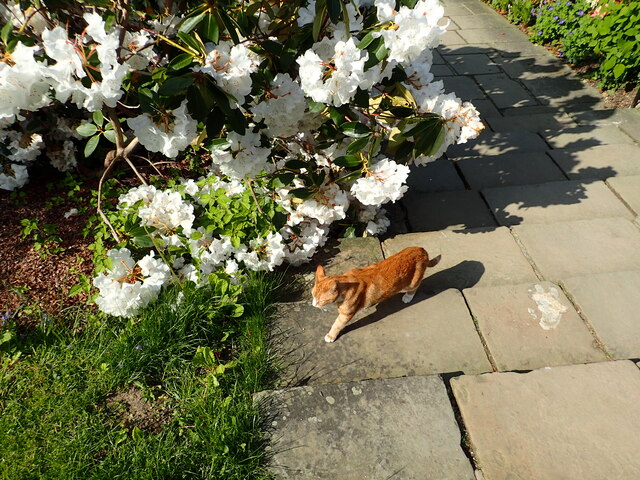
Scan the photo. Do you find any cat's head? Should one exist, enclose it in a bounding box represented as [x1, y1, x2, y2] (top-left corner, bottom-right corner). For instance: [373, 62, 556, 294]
[311, 265, 339, 308]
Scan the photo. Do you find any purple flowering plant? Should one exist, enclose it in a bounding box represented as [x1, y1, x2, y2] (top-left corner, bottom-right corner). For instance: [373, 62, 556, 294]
[530, 0, 592, 43]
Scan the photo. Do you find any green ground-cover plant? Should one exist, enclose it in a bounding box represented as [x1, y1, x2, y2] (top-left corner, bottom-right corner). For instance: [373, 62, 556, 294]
[508, 0, 535, 25]
[581, 1, 640, 88]
[530, 0, 592, 44]
[0, 271, 282, 480]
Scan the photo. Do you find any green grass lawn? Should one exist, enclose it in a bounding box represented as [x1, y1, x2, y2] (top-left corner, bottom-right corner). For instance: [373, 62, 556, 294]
[0, 272, 282, 480]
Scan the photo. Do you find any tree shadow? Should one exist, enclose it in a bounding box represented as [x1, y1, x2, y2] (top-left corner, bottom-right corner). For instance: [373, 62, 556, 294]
[395, 40, 639, 232]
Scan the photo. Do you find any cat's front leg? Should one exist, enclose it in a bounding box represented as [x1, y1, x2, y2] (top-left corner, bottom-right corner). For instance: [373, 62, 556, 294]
[324, 311, 354, 343]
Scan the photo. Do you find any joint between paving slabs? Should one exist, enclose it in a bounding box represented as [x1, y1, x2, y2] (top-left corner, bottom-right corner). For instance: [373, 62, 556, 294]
[544, 151, 571, 181]
[460, 293, 499, 372]
[507, 226, 546, 282]
[557, 281, 613, 361]
[603, 178, 639, 218]
[441, 372, 483, 475]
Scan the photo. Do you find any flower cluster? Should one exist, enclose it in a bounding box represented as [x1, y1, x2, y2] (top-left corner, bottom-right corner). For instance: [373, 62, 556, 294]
[1, 0, 485, 317]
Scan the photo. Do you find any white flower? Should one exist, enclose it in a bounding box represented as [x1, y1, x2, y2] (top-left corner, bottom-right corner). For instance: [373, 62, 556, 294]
[413, 92, 484, 164]
[118, 184, 158, 208]
[122, 31, 155, 70]
[209, 130, 271, 179]
[198, 236, 235, 276]
[296, 37, 376, 107]
[294, 182, 350, 225]
[47, 140, 77, 172]
[128, 100, 197, 158]
[358, 205, 390, 235]
[252, 74, 307, 138]
[375, 0, 447, 64]
[194, 41, 261, 104]
[351, 157, 409, 206]
[93, 248, 171, 317]
[235, 232, 286, 271]
[136, 189, 195, 234]
[0, 163, 29, 191]
[281, 220, 329, 266]
[0, 43, 51, 121]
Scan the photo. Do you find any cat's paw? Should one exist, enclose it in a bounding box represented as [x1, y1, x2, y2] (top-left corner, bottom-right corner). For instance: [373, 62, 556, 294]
[402, 293, 415, 304]
[324, 334, 335, 343]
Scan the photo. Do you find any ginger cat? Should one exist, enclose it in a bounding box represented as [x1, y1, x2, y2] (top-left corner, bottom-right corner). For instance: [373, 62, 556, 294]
[312, 247, 441, 343]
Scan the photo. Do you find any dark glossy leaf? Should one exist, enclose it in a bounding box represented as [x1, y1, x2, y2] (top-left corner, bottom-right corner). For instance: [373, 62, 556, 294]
[218, 9, 240, 44]
[313, 0, 327, 41]
[333, 155, 361, 167]
[158, 76, 195, 96]
[168, 53, 194, 70]
[327, 0, 341, 23]
[341, 121, 371, 138]
[178, 11, 206, 33]
[352, 88, 369, 108]
[285, 159, 308, 170]
[177, 31, 203, 54]
[346, 136, 369, 154]
[364, 36, 388, 70]
[206, 109, 225, 138]
[133, 234, 155, 248]
[389, 106, 414, 118]
[202, 13, 220, 43]
[289, 188, 314, 200]
[308, 100, 326, 113]
[404, 116, 441, 138]
[358, 31, 377, 49]
[274, 172, 295, 187]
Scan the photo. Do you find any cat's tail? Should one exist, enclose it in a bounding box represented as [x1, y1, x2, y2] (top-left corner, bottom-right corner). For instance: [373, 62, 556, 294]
[427, 255, 441, 268]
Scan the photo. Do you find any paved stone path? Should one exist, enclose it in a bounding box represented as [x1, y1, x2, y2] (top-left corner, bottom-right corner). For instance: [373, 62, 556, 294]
[260, 1, 640, 478]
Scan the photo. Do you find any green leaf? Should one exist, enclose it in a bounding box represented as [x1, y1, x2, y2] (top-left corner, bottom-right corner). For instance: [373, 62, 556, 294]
[68, 284, 84, 297]
[357, 31, 377, 50]
[313, 0, 327, 41]
[202, 13, 220, 43]
[1, 19, 12, 45]
[76, 123, 98, 137]
[364, 36, 388, 70]
[308, 100, 326, 113]
[613, 63, 626, 78]
[177, 31, 204, 55]
[178, 11, 206, 33]
[218, 9, 240, 44]
[327, 0, 342, 23]
[168, 53, 194, 70]
[341, 121, 371, 138]
[103, 130, 117, 144]
[285, 159, 309, 170]
[289, 188, 314, 200]
[84, 135, 100, 157]
[346, 136, 369, 154]
[333, 155, 361, 167]
[158, 76, 195, 96]
[133, 235, 155, 248]
[413, 120, 445, 157]
[92, 110, 104, 127]
[404, 116, 442, 138]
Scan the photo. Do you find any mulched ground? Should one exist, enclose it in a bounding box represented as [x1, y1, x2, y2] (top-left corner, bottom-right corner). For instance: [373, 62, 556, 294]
[0, 168, 97, 324]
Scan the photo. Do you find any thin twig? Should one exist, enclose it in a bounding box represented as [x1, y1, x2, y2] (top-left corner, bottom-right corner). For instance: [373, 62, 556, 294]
[247, 179, 266, 217]
[97, 153, 122, 243]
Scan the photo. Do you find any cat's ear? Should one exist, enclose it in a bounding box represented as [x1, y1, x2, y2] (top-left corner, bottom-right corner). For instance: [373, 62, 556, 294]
[315, 265, 326, 280]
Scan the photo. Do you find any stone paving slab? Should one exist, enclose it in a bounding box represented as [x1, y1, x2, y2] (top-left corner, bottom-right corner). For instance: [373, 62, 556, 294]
[513, 217, 640, 280]
[606, 175, 640, 214]
[431, 63, 455, 77]
[441, 75, 486, 100]
[541, 125, 635, 148]
[383, 227, 538, 291]
[451, 361, 640, 480]
[402, 190, 496, 232]
[484, 113, 577, 132]
[569, 108, 640, 129]
[444, 53, 501, 75]
[463, 282, 606, 371]
[448, 13, 509, 29]
[259, 375, 476, 480]
[458, 27, 524, 44]
[440, 30, 467, 46]
[456, 152, 566, 190]
[483, 180, 633, 226]
[474, 73, 537, 109]
[563, 270, 640, 360]
[406, 157, 465, 193]
[274, 290, 492, 386]
[547, 143, 640, 180]
[521, 76, 602, 107]
[491, 54, 573, 80]
[446, 130, 548, 158]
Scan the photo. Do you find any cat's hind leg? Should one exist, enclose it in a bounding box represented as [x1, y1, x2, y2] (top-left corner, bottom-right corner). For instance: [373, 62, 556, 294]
[402, 291, 416, 303]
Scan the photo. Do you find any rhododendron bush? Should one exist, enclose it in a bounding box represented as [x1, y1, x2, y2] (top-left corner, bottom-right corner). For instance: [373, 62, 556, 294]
[0, 0, 483, 316]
